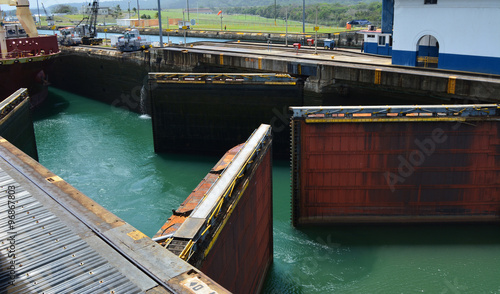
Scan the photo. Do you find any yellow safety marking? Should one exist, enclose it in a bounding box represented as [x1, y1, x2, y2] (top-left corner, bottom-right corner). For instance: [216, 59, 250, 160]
[258, 57, 262, 70]
[448, 76, 457, 94]
[201, 224, 211, 236]
[179, 240, 194, 260]
[163, 238, 173, 247]
[298, 64, 302, 75]
[265, 82, 297, 85]
[417, 56, 439, 68]
[46, 176, 63, 183]
[127, 230, 147, 241]
[374, 69, 382, 85]
[156, 80, 206, 84]
[203, 141, 263, 258]
[204, 180, 250, 258]
[304, 117, 468, 123]
[212, 81, 226, 84]
[219, 54, 224, 65]
[237, 32, 244, 35]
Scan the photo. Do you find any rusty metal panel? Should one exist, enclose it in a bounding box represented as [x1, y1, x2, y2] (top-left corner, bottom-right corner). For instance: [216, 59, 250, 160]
[154, 125, 273, 293]
[291, 105, 500, 225]
[199, 149, 273, 294]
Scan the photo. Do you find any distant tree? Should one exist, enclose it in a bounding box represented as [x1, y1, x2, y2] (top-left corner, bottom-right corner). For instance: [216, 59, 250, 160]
[115, 5, 122, 17]
[226, 1, 381, 27]
[141, 14, 147, 19]
[52, 4, 76, 14]
[154, 12, 158, 19]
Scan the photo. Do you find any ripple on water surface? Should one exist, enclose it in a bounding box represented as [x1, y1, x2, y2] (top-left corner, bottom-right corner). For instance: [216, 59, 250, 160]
[34, 88, 500, 294]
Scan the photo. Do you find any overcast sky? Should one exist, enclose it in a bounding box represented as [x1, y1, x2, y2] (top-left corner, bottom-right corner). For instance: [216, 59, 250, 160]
[1, 0, 131, 11]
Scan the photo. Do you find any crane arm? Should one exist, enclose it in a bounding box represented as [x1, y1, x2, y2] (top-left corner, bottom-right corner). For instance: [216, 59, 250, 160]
[0, 0, 38, 37]
[0, 0, 17, 5]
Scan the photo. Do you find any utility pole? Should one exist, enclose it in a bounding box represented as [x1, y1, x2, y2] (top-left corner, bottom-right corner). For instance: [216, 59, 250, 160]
[36, 0, 40, 25]
[137, 0, 140, 21]
[274, 0, 276, 26]
[285, 8, 288, 47]
[186, 0, 189, 21]
[302, 0, 305, 33]
[128, 1, 130, 18]
[220, 12, 223, 31]
[157, 0, 163, 47]
[314, 6, 318, 55]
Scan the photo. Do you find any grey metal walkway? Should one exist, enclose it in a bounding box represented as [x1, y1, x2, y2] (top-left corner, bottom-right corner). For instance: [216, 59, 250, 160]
[0, 138, 228, 293]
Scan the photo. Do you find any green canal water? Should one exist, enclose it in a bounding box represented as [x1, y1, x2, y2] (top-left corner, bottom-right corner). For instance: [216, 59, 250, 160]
[33, 88, 500, 293]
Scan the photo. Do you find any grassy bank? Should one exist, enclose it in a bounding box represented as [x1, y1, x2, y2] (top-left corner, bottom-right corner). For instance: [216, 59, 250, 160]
[45, 8, 362, 34]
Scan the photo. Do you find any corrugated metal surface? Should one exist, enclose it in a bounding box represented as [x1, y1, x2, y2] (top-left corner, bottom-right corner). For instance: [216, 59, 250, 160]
[291, 105, 500, 225]
[0, 166, 142, 294]
[0, 136, 231, 294]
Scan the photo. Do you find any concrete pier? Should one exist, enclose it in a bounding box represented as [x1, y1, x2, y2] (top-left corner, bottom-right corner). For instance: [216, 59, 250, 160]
[154, 43, 500, 103]
[51, 44, 500, 126]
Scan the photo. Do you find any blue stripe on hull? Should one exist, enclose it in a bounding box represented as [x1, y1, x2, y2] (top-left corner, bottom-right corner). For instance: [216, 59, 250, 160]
[439, 54, 500, 75]
[364, 42, 392, 56]
[392, 50, 500, 75]
[392, 50, 417, 67]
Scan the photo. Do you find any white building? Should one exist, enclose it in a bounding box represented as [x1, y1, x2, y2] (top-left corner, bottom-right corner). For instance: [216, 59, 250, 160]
[367, 0, 500, 75]
[80, 6, 109, 15]
[359, 28, 392, 56]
